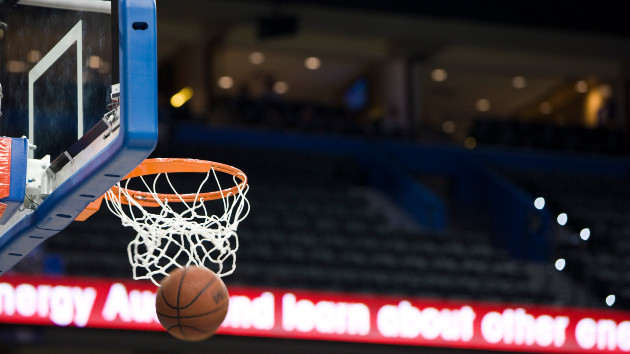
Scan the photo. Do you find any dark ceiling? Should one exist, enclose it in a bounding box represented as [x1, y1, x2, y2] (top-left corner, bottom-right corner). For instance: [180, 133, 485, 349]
[2, 0, 626, 39]
[269, 0, 630, 38]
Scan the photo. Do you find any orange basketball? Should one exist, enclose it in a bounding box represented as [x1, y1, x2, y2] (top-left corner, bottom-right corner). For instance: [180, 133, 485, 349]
[155, 266, 229, 341]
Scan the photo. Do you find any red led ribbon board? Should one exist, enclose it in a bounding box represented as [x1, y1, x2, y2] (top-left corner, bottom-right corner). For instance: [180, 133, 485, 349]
[1, 274, 630, 353]
[0, 137, 11, 218]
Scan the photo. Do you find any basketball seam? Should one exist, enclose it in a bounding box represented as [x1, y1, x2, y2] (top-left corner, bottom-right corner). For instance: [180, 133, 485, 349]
[157, 271, 218, 310]
[176, 267, 188, 340]
[160, 288, 176, 309]
[156, 302, 228, 319]
[179, 276, 217, 309]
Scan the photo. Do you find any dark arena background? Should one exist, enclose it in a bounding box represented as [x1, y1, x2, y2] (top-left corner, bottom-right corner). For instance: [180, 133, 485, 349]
[3, 0, 630, 353]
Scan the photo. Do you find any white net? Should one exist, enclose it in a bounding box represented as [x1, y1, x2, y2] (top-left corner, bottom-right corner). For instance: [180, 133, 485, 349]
[105, 166, 249, 286]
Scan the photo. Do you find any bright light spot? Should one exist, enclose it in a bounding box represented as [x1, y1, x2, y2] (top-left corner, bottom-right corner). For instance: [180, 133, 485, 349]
[606, 295, 616, 307]
[555, 258, 566, 271]
[249, 52, 265, 65]
[539, 102, 552, 114]
[88, 55, 102, 69]
[557, 213, 568, 226]
[575, 80, 588, 93]
[534, 197, 545, 210]
[273, 81, 289, 94]
[304, 57, 321, 70]
[7, 60, 27, 73]
[27, 50, 42, 63]
[217, 76, 234, 90]
[442, 121, 456, 134]
[475, 99, 491, 112]
[580, 228, 591, 241]
[464, 137, 477, 149]
[170, 87, 194, 108]
[431, 69, 447, 82]
[512, 76, 527, 89]
[170, 94, 185, 108]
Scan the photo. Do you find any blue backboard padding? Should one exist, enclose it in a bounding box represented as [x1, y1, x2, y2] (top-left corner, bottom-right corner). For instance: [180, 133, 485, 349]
[0, 138, 27, 225]
[0, 138, 27, 203]
[0, 0, 158, 272]
[9, 138, 27, 204]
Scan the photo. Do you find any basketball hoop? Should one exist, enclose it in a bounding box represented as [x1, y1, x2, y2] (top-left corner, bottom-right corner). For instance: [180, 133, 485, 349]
[105, 158, 249, 286]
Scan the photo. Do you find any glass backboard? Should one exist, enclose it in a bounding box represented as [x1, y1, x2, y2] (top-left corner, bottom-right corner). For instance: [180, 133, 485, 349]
[0, 0, 158, 274]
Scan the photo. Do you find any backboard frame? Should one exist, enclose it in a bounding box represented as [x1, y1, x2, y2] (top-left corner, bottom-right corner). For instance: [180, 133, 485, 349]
[0, 0, 158, 274]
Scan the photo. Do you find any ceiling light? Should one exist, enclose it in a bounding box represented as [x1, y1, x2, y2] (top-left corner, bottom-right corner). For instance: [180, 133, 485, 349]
[475, 99, 491, 112]
[304, 57, 321, 70]
[217, 76, 234, 90]
[273, 81, 289, 94]
[249, 52, 265, 65]
[512, 76, 527, 89]
[7, 60, 27, 73]
[88, 55, 102, 69]
[27, 50, 42, 63]
[431, 69, 447, 82]
[575, 80, 588, 93]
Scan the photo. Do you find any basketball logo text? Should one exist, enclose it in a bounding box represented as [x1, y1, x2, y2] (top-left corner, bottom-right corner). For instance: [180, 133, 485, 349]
[213, 286, 227, 304]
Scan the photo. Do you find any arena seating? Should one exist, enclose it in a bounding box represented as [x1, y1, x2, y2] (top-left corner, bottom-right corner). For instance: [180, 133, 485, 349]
[503, 170, 630, 308]
[36, 141, 556, 305]
[470, 118, 630, 155]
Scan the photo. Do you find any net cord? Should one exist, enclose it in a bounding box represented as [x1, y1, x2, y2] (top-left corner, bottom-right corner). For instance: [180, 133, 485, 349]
[105, 167, 249, 286]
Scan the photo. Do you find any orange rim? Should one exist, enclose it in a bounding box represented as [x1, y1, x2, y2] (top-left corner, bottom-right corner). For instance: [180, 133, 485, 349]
[108, 158, 247, 207]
